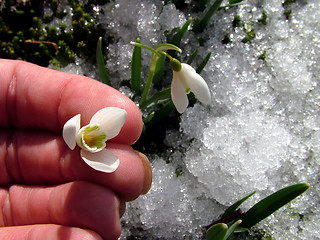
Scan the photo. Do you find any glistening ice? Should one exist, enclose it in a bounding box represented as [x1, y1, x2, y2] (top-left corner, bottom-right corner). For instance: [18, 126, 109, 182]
[54, 0, 320, 239]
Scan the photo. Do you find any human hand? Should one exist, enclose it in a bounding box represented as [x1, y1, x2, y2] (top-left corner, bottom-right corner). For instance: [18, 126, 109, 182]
[0, 59, 152, 240]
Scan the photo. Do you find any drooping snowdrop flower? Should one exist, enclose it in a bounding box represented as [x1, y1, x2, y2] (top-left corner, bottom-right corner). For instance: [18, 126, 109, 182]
[170, 59, 211, 113]
[63, 107, 127, 173]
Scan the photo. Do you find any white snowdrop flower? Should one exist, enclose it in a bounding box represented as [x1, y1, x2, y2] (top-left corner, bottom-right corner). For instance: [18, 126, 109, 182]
[63, 107, 127, 173]
[170, 59, 211, 113]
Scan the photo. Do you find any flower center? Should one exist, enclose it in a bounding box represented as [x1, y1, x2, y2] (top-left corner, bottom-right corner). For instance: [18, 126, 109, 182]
[79, 125, 107, 152]
[83, 134, 95, 148]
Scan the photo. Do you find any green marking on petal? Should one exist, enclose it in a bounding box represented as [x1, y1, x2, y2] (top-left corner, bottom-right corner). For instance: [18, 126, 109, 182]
[82, 125, 99, 134]
[186, 88, 191, 94]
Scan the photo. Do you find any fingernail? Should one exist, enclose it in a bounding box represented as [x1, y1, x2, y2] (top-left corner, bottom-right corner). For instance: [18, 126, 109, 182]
[135, 151, 152, 195]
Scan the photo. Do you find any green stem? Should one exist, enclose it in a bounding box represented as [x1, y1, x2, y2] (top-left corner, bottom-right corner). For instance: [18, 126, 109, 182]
[135, 42, 181, 105]
[140, 60, 156, 104]
[158, 51, 174, 60]
[130, 41, 160, 56]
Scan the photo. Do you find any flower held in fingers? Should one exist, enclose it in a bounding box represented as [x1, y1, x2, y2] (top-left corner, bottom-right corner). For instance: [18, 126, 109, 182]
[170, 59, 211, 113]
[63, 107, 127, 173]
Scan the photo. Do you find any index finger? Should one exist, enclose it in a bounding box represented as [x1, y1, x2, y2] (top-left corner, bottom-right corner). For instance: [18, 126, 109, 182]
[0, 59, 142, 145]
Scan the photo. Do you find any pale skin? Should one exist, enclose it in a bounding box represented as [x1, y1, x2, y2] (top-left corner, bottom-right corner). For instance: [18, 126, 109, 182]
[0, 59, 152, 240]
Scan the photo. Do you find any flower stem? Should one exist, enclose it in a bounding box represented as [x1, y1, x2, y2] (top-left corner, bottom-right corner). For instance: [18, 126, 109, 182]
[140, 60, 156, 104]
[130, 42, 160, 56]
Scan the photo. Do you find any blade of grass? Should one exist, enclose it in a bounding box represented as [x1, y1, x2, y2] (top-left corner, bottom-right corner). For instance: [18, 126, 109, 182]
[229, 0, 243, 4]
[240, 183, 310, 229]
[196, 51, 211, 73]
[139, 88, 171, 111]
[131, 38, 142, 95]
[143, 111, 155, 124]
[171, 17, 192, 47]
[187, 48, 199, 64]
[96, 37, 111, 86]
[152, 54, 166, 88]
[193, 0, 224, 33]
[221, 191, 256, 218]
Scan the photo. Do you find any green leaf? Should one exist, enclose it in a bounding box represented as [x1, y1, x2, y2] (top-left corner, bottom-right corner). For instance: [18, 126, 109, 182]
[143, 111, 155, 124]
[222, 191, 256, 218]
[187, 48, 199, 64]
[96, 37, 111, 86]
[170, 17, 192, 47]
[193, 0, 224, 33]
[229, 0, 243, 4]
[206, 223, 228, 240]
[240, 183, 310, 229]
[225, 220, 242, 240]
[152, 53, 166, 88]
[139, 88, 171, 111]
[233, 227, 249, 233]
[131, 38, 142, 95]
[196, 52, 211, 73]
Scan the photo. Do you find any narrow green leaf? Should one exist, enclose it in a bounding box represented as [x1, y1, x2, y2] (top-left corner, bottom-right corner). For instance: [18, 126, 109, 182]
[225, 220, 242, 240]
[222, 191, 256, 218]
[139, 88, 171, 111]
[96, 37, 111, 86]
[131, 38, 142, 95]
[196, 52, 211, 73]
[240, 183, 310, 229]
[187, 48, 199, 65]
[233, 227, 249, 233]
[143, 111, 155, 124]
[152, 53, 166, 88]
[140, 53, 158, 105]
[229, 0, 243, 4]
[206, 223, 228, 240]
[219, 1, 245, 10]
[193, 0, 224, 33]
[171, 17, 192, 47]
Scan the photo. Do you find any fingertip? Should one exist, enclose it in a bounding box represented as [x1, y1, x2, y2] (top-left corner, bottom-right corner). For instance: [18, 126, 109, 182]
[134, 151, 152, 195]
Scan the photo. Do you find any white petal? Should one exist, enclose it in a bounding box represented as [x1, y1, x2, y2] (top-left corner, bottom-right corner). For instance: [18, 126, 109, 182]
[90, 107, 127, 140]
[171, 73, 189, 113]
[80, 148, 120, 173]
[181, 63, 196, 73]
[181, 64, 211, 104]
[63, 114, 81, 150]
